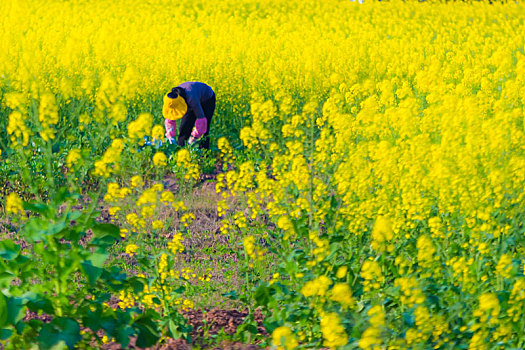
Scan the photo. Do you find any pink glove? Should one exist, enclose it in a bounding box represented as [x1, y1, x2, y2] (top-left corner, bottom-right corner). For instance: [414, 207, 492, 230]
[165, 119, 177, 139]
[191, 118, 208, 139]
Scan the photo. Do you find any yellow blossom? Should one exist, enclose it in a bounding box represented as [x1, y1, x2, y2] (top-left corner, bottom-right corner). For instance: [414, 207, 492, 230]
[272, 326, 298, 350]
[329, 283, 354, 308]
[66, 149, 82, 168]
[125, 244, 139, 257]
[153, 152, 167, 167]
[320, 312, 348, 349]
[6, 193, 24, 215]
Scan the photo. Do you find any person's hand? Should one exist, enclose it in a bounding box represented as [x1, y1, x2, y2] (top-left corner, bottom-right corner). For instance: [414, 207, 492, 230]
[188, 136, 196, 145]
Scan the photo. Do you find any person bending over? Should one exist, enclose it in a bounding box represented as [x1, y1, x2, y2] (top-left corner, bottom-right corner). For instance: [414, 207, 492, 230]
[163, 81, 215, 149]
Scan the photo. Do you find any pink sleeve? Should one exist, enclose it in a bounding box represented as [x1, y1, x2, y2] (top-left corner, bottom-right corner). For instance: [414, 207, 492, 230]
[165, 119, 177, 139]
[191, 118, 208, 139]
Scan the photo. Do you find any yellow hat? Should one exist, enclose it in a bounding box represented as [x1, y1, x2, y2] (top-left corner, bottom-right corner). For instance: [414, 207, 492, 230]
[162, 92, 187, 120]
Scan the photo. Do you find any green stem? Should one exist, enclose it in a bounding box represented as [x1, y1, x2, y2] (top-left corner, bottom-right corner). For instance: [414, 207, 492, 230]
[54, 279, 63, 317]
[45, 141, 57, 199]
[16, 147, 42, 202]
[81, 185, 105, 231]
[49, 238, 64, 317]
[0, 133, 8, 154]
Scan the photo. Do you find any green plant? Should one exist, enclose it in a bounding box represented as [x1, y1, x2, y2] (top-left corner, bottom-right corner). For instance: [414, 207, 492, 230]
[0, 188, 161, 349]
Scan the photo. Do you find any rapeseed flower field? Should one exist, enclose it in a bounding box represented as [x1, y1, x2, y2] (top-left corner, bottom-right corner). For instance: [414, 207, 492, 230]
[1, 0, 524, 348]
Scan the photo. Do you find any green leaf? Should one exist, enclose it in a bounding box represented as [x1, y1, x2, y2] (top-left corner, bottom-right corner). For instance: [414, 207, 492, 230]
[27, 318, 44, 333]
[53, 187, 74, 205]
[91, 224, 121, 248]
[237, 323, 257, 335]
[27, 297, 55, 315]
[92, 223, 120, 239]
[116, 325, 134, 348]
[82, 252, 109, 285]
[222, 290, 239, 300]
[130, 276, 147, 294]
[88, 252, 109, 268]
[66, 211, 82, 222]
[23, 218, 67, 242]
[0, 293, 7, 327]
[0, 272, 15, 287]
[0, 328, 12, 340]
[403, 311, 415, 327]
[38, 317, 81, 350]
[168, 319, 181, 339]
[6, 296, 25, 325]
[134, 316, 160, 348]
[254, 284, 270, 307]
[262, 318, 279, 335]
[15, 253, 30, 265]
[45, 222, 67, 237]
[81, 262, 103, 285]
[172, 285, 185, 294]
[23, 202, 50, 216]
[49, 340, 68, 350]
[0, 240, 20, 260]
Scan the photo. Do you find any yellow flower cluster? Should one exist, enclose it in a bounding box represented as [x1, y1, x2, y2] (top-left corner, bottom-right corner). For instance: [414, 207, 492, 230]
[38, 93, 59, 141]
[137, 255, 196, 312]
[180, 213, 195, 228]
[359, 306, 385, 350]
[176, 149, 200, 181]
[320, 312, 347, 349]
[473, 293, 500, 324]
[370, 216, 394, 253]
[125, 244, 138, 257]
[103, 183, 131, 203]
[301, 276, 332, 298]
[93, 139, 125, 177]
[405, 306, 436, 346]
[329, 283, 354, 308]
[394, 277, 426, 307]
[243, 235, 264, 267]
[128, 113, 153, 142]
[216, 200, 228, 218]
[6, 193, 24, 215]
[360, 259, 384, 292]
[416, 235, 437, 277]
[495, 254, 513, 279]
[118, 290, 136, 309]
[151, 125, 164, 141]
[167, 233, 184, 255]
[6, 111, 31, 147]
[447, 256, 476, 293]
[66, 149, 82, 168]
[217, 137, 235, 166]
[508, 278, 524, 322]
[152, 152, 167, 167]
[131, 175, 144, 189]
[272, 326, 298, 350]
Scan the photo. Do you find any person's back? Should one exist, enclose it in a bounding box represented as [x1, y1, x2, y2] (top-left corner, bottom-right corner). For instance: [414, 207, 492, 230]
[177, 82, 214, 103]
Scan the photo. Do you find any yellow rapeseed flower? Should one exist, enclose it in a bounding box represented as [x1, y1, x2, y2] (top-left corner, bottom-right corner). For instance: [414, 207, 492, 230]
[6, 193, 24, 215]
[272, 326, 298, 350]
[125, 244, 139, 257]
[153, 152, 167, 167]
